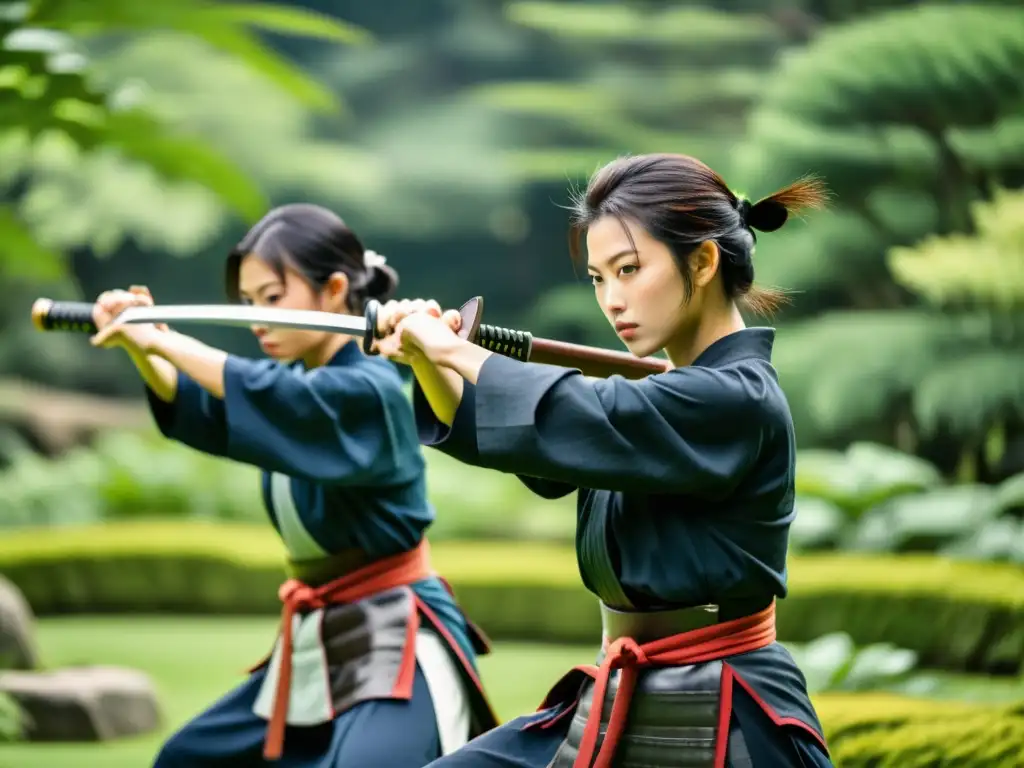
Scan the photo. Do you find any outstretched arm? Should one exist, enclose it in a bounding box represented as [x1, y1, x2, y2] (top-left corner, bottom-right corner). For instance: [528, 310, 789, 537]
[410, 355, 465, 427]
[146, 331, 228, 399]
[378, 307, 576, 499]
[125, 345, 178, 403]
[97, 311, 418, 485]
[388, 312, 770, 496]
[154, 341, 417, 485]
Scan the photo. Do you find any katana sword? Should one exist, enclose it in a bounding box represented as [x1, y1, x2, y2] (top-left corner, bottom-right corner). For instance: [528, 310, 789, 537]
[30, 296, 670, 380]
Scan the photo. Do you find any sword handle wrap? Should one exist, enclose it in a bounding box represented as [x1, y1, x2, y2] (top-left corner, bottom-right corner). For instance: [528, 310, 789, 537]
[473, 323, 533, 360]
[31, 299, 98, 334]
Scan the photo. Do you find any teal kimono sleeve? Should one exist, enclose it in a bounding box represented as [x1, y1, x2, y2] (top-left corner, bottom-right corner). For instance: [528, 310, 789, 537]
[146, 372, 227, 457]
[443, 354, 771, 496]
[147, 356, 420, 485]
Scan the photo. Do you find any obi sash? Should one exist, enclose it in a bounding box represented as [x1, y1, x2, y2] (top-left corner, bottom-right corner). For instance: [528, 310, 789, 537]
[527, 600, 829, 768]
[258, 540, 498, 760]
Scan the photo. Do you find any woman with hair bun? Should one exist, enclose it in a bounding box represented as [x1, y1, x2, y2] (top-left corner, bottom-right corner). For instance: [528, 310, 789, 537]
[90, 203, 498, 767]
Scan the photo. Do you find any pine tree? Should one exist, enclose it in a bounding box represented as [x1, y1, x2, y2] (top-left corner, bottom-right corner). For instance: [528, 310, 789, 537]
[734, 4, 1024, 476]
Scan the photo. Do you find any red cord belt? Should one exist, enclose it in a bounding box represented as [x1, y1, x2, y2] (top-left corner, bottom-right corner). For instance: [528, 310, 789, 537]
[569, 600, 777, 768]
[263, 540, 433, 760]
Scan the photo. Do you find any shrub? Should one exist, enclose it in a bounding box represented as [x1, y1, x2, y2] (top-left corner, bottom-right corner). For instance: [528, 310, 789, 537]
[795, 443, 943, 517]
[791, 632, 918, 694]
[4, 430, 1023, 561]
[816, 695, 1024, 766]
[826, 699, 1024, 766]
[0, 692, 25, 743]
[792, 444, 1024, 561]
[0, 430, 264, 527]
[0, 429, 577, 542]
[1, 522, 1023, 675]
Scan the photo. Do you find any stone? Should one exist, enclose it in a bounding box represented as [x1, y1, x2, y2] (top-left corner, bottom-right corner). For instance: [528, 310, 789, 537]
[0, 574, 37, 671]
[0, 666, 162, 741]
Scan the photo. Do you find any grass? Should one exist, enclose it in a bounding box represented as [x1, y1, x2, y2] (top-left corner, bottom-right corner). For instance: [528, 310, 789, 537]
[0, 617, 594, 768]
[2, 617, 1022, 767]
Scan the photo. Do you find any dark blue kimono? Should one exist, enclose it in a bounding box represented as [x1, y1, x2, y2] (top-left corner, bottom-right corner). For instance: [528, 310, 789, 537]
[144, 340, 493, 767]
[414, 329, 833, 768]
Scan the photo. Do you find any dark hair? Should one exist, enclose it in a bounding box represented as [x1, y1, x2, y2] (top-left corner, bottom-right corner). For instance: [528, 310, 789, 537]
[226, 203, 398, 312]
[568, 153, 828, 315]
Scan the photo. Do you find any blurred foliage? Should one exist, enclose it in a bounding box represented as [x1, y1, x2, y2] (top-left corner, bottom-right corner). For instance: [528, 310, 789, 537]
[828, 705, 1024, 767]
[0, 0, 364, 272]
[773, 190, 1024, 480]
[791, 632, 917, 695]
[470, 1, 788, 186]
[51, 0, 557, 248]
[737, 4, 1024, 306]
[4, 426, 1024, 566]
[6, 518, 1024, 676]
[789, 441, 1024, 562]
[0, 691, 25, 742]
[755, 7, 1024, 133]
[794, 442, 942, 517]
[889, 188, 1024, 310]
[0, 427, 577, 543]
[4, 0, 1024, 474]
[734, 4, 1024, 480]
[888, 189, 1024, 452]
[0, 428, 260, 526]
[7, 33, 368, 259]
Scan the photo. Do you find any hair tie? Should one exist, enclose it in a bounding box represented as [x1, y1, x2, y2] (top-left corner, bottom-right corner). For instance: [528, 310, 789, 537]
[735, 197, 752, 225]
[364, 250, 387, 269]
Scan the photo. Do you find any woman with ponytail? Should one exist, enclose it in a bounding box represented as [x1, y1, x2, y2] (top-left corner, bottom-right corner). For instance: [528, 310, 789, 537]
[374, 155, 834, 767]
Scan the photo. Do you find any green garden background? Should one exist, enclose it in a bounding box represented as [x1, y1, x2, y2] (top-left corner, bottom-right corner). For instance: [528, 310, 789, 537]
[1, 1, 1023, 765]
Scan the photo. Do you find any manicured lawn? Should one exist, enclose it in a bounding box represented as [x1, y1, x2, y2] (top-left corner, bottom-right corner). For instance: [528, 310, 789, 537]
[4, 617, 1023, 766]
[2, 617, 593, 767]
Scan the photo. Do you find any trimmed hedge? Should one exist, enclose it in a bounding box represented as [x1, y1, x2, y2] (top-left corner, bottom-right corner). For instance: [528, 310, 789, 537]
[2, 521, 1024, 675]
[815, 693, 984, 740]
[817, 695, 1024, 766]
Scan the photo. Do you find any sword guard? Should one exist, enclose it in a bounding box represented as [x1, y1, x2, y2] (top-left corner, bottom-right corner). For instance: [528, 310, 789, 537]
[363, 299, 380, 355]
[456, 296, 484, 343]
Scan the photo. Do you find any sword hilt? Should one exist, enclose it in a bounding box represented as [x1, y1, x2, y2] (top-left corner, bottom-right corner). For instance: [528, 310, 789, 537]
[31, 299, 98, 334]
[364, 296, 663, 379]
[364, 296, 486, 355]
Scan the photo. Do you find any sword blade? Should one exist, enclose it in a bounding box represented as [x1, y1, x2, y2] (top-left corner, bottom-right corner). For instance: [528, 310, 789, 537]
[115, 305, 370, 335]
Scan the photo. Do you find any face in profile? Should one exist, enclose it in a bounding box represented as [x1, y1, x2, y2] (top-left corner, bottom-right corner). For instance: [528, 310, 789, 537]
[237, 254, 339, 363]
[586, 215, 708, 359]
